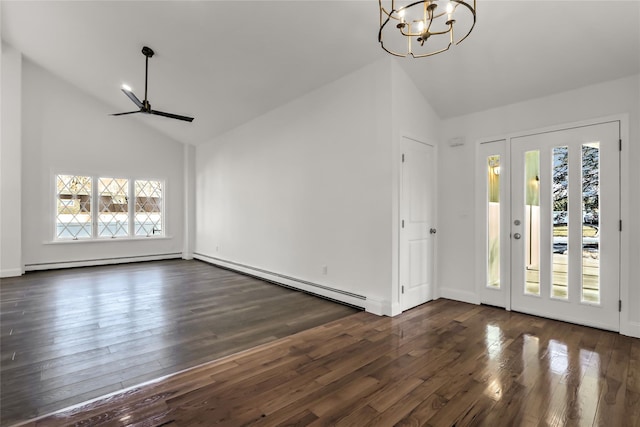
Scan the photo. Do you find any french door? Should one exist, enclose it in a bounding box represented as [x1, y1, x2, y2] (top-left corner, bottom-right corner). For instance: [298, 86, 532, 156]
[479, 121, 620, 331]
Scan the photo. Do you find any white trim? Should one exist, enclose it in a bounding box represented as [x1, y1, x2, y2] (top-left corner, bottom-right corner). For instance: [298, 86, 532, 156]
[43, 236, 173, 245]
[24, 253, 182, 272]
[391, 131, 402, 314]
[620, 321, 640, 339]
[390, 301, 402, 317]
[194, 253, 367, 311]
[498, 115, 625, 142]
[182, 144, 195, 259]
[439, 287, 481, 305]
[364, 298, 385, 316]
[617, 114, 631, 339]
[1, 268, 24, 278]
[366, 299, 401, 317]
[512, 306, 619, 333]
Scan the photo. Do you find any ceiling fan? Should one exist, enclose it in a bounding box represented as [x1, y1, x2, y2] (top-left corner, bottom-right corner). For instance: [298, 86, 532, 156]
[112, 46, 194, 122]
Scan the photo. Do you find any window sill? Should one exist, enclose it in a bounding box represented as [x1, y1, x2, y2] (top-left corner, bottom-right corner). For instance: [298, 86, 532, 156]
[44, 236, 173, 245]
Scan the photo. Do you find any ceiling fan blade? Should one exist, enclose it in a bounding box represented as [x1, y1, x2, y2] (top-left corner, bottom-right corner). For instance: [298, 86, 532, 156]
[150, 109, 194, 122]
[121, 88, 144, 109]
[111, 110, 142, 116]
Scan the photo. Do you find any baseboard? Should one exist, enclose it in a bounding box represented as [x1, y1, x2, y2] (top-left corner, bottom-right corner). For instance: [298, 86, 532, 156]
[194, 253, 367, 310]
[24, 253, 183, 272]
[1, 268, 24, 278]
[438, 287, 481, 305]
[364, 298, 388, 316]
[380, 301, 403, 317]
[620, 320, 640, 339]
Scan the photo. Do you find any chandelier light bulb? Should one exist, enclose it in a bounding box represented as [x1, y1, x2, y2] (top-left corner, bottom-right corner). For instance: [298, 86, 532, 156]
[446, 2, 454, 14]
[417, 20, 425, 32]
[121, 83, 132, 92]
[446, 2, 454, 23]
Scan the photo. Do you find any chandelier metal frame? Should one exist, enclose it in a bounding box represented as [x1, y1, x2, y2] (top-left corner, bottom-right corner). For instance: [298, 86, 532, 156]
[378, 0, 477, 58]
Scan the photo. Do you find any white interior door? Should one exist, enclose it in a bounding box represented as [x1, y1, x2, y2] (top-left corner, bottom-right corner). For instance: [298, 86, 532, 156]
[400, 136, 435, 311]
[510, 122, 620, 331]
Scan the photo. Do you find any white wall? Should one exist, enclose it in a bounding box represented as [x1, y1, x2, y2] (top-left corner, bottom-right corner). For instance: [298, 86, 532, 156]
[195, 59, 441, 314]
[440, 74, 640, 337]
[183, 143, 195, 259]
[1, 43, 23, 277]
[20, 57, 186, 269]
[195, 59, 393, 312]
[389, 60, 442, 314]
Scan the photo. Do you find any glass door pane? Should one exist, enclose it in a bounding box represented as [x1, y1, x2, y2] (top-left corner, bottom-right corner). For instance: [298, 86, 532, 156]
[552, 147, 569, 299]
[487, 155, 501, 289]
[525, 150, 540, 296]
[582, 143, 600, 303]
[478, 139, 509, 309]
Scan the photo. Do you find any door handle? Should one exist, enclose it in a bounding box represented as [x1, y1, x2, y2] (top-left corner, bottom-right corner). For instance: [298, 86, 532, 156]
[513, 233, 521, 240]
[430, 228, 437, 234]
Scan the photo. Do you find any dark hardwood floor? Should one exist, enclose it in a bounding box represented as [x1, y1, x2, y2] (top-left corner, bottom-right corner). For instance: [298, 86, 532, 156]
[12, 299, 640, 427]
[0, 259, 359, 426]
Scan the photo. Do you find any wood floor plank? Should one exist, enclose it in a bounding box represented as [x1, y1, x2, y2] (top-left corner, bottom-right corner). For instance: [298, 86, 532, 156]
[0, 259, 358, 426]
[394, 388, 449, 427]
[4, 281, 639, 427]
[626, 339, 640, 426]
[593, 335, 633, 427]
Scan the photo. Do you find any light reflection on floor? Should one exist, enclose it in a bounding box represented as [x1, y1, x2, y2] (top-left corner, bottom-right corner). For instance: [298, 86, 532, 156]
[51, 270, 168, 358]
[478, 318, 618, 426]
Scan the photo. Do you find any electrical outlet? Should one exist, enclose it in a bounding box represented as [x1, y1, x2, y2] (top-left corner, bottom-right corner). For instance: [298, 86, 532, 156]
[322, 265, 328, 275]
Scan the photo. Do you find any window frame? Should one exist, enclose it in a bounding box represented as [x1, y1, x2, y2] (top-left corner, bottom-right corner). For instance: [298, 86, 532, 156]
[53, 174, 166, 242]
[133, 179, 166, 238]
[97, 177, 130, 239]
[55, 174, 94, 241]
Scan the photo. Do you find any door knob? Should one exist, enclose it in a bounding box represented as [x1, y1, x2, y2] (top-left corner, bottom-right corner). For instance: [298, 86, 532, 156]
[430, 228, 437, 234]
[513, 233, 521, 240]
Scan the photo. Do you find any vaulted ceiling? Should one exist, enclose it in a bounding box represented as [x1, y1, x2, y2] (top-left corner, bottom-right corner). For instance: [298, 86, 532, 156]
[2, 1, 639, 145]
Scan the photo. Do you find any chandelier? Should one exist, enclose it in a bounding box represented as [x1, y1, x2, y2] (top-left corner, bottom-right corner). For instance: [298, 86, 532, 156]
[378, 0, 476, 58]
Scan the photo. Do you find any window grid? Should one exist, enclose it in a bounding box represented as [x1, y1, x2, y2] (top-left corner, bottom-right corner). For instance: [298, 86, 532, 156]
[135, 180, 163, 237]
[55, 175, 164, 241]
[56, 175, 92, 240]
[98, 178, 129, 238]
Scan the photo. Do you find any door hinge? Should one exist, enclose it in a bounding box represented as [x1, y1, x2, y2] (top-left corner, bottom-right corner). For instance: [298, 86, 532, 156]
[620, 220, 622, 231]
[619, 139, 622, 151]
[402, 219, 405, 228]
[619, 300, 622, 312]
[402, 286, 405, 294]
[402, 153, 405, 162]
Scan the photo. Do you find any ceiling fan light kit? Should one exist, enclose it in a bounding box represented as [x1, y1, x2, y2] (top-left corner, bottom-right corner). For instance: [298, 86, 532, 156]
[378, 0, 476, 58]
[112, 46, 194, 122]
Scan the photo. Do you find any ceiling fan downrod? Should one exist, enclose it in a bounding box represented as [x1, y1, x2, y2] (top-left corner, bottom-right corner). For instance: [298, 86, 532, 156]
[142, 46, 154, 110]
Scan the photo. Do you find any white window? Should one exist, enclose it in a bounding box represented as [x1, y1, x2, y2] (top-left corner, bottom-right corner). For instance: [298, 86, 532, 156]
[135, 180, 163, 237]
[55, 175, 164, 240]
[56, 175, 92, 240]
[98, 177, 129, 238]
